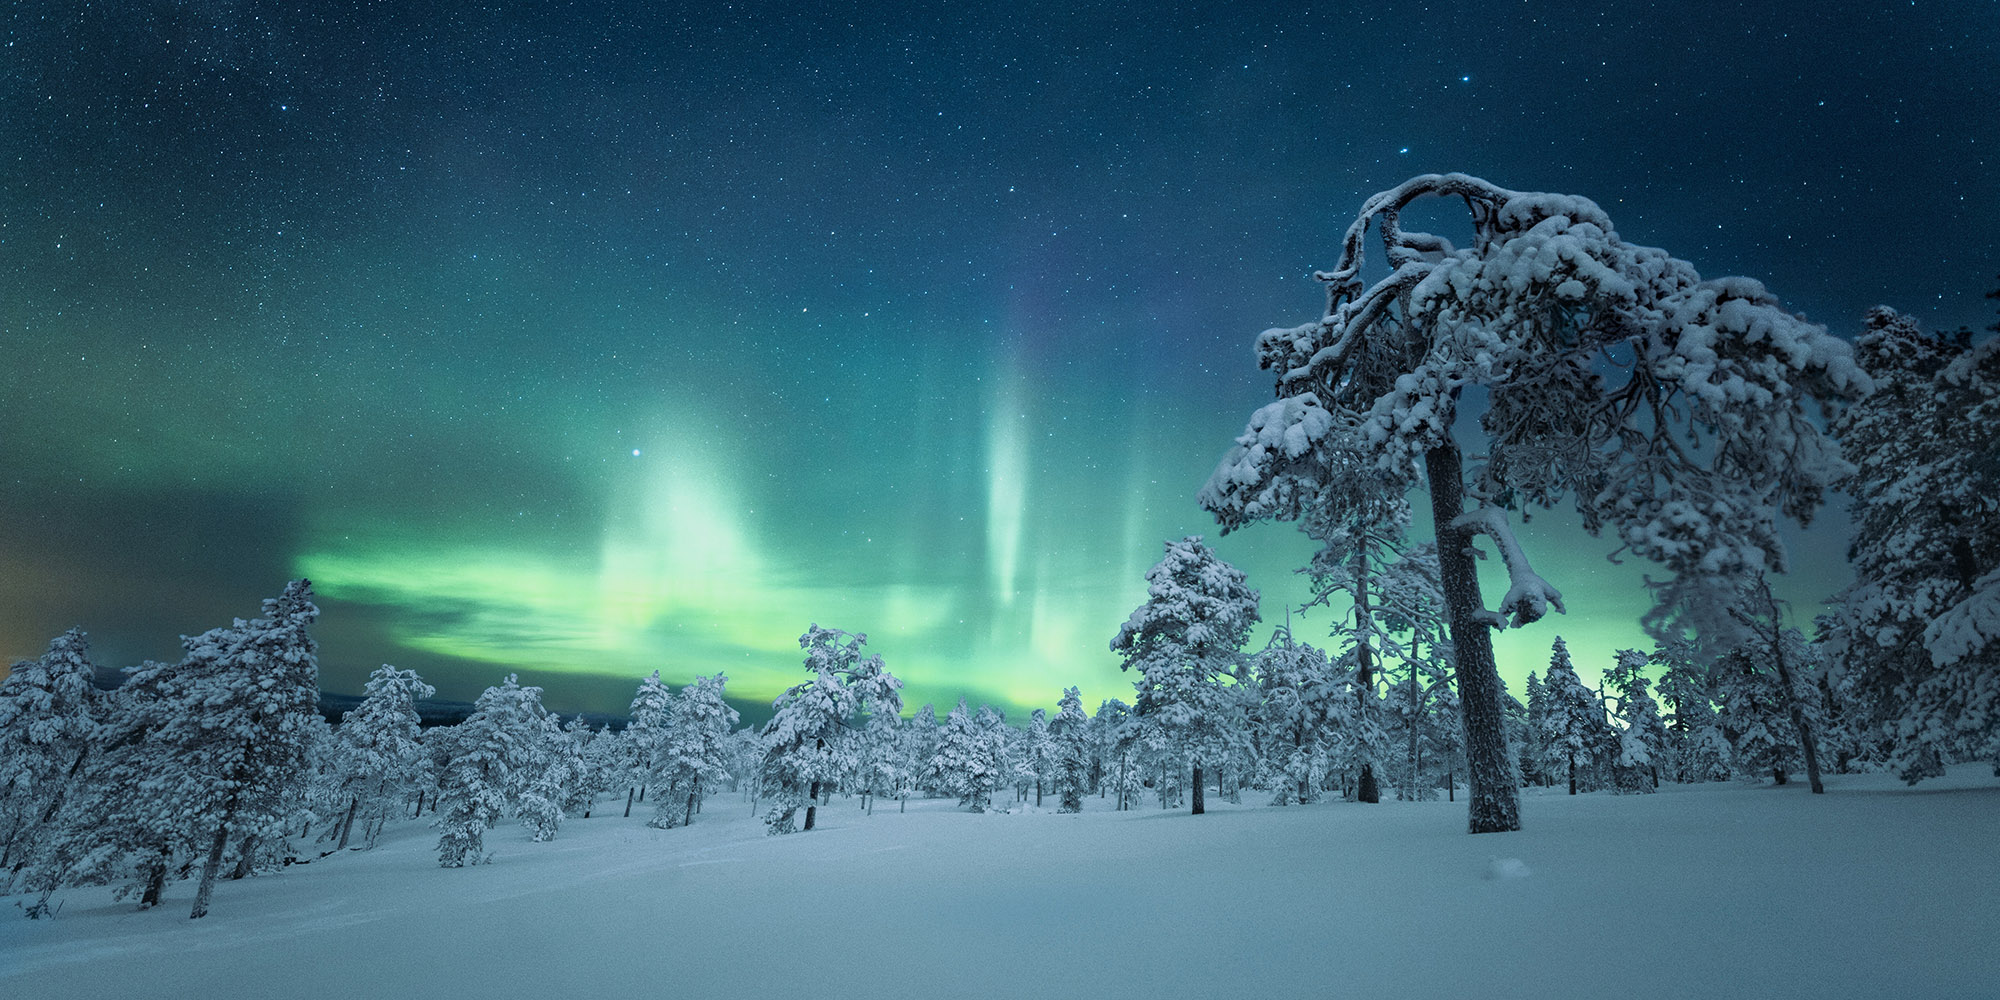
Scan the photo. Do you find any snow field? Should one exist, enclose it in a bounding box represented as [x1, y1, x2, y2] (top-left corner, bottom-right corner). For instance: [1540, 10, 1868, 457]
[4, 767, 1996, 1000]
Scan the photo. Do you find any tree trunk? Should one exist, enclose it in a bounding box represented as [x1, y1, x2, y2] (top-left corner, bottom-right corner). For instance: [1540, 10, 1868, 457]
[624, 786, 635, 818]
[191, 823, 230, 919]
[1035, 780, 1043, 808]
[229, 833, 258, 880]
[1191, 762, 1205, 815]
[140, 845, 171, 909]
[638, 784, 646, 803]
[1759, 577, 1825, 795]
[1568, 754, 1577, 795]
[336, 796, 360, 850]
[805, 781, 819, 832]
[685, 775, 699, 827]
[1354, 547, 1382, 804]
[1425, 439, 1522, 834]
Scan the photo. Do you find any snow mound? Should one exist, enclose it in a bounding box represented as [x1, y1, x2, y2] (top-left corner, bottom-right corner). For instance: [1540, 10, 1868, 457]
[1485, 856, 1532, 880]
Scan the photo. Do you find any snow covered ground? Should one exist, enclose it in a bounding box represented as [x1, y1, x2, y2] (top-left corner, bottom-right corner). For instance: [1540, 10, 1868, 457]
[5, 767, 1996, 999]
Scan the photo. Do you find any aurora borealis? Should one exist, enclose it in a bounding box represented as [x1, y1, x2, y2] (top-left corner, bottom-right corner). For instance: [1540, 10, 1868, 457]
[3, 3, 1995, 718]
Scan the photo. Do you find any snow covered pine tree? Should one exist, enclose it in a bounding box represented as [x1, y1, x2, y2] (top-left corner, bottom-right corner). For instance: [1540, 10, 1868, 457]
[1111, 537, 1260, 816]
[760, 625, 901, 834]
[1203, 174, 1864, 832]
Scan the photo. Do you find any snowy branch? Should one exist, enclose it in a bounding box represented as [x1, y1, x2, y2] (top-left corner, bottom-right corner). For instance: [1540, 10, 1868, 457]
[1451, 506, 1566, 629]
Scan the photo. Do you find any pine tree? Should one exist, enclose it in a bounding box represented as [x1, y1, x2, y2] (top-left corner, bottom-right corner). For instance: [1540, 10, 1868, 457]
[1050, 687, 1091, 813]
[760, 625, 901, 834]
[1207, 174, 1864, 832]
[1714, 647, 1804, 784]
[1111, 537, 1260, 816]
[896, 704, 941, 810]
[1520, 672, 1548, 787]
[1, 628, 103, 879]
[1606, 650, 1667, 793]
[1025, 708, 1055, 808]
[1827, 305, 2000, 781]
[146, 580, 323, 919]
[1651, 637, 1731, 783]
[434, 675, 545, 866]
[651, 674, 739, 829]
[519, 712, 582, 843]
[327, 665, 435, 851]
[623, 671, 675, 811]
[1250, 631, 1339, 806]
[560, 715, 603, 819]
[925, 698, 999, 812]
[1539, 638, 1598, 795]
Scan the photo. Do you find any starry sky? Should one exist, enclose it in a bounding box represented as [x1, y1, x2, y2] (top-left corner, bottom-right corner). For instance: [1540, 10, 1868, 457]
[3, 1, 1995, 721]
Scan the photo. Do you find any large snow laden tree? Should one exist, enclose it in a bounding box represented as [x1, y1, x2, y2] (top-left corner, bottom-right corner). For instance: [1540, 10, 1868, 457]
[1111, 536, 1260, 816]
[761, 625, 901, 834]
[1826, 306, 2000, 781]
[138, 579, 322, 918]
[1203, 174, 1864, 832]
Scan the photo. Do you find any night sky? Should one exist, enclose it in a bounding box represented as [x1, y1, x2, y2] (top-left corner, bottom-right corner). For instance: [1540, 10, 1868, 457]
[4, 2, 1995, 719]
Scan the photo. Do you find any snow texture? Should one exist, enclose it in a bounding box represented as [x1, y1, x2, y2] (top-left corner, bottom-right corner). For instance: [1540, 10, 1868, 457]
[6, 767, 1995, 1000]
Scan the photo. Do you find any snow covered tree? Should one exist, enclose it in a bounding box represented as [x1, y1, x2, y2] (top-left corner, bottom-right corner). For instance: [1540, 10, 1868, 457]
[433, 674, 547, 865]
[327, 665, 434, 851]
[1049, 687, 1091, 813]
[896, 704, 941, 810]
[1652, 637, 1730, 783]
[1605, 650, 1666, 793]
[1539, 638, 1599, 795]
[1111, 537, 1260, 815]
[760, 625, 901, 834]
[1206, 425, 1413, 805]
[1386, 653, 1460, 801]
[20, 655, 198, 913]
[1092, 698, 1144, 810]
[1, 628, 103, 878]
[1714, 646, 1806, 784]
[1207, 174, 1864, 832]
[651, 674, 739, 829]
[1728, 575, 1827, 793]
[925, 698, 1000, 812]
[854, 706, 904, 815]
[1520, 672, 1548, 787]
[622, 670, 675, 814]
[1025, 708, 1055, 807]
[1826, 306, 2000, 782]
[1249, 631, 1339, 806]
[137, 579, 323, 918]
[559, 715, 604, 819]
[519, 710, 588, 843]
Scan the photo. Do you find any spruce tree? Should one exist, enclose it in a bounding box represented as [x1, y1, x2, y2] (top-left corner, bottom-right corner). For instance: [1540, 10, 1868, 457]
[1539, 638, 1598, 795]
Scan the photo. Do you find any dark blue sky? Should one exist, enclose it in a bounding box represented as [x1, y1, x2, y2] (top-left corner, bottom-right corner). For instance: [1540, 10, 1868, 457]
[3, 1, 1994, 716]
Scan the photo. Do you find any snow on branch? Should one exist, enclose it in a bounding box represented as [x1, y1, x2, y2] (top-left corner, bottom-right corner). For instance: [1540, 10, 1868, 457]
[1451, 505, 1566, 629]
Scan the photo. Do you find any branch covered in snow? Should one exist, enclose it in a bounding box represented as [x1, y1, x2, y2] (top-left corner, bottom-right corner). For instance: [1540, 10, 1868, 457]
[1451, 506, 1566, 629]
